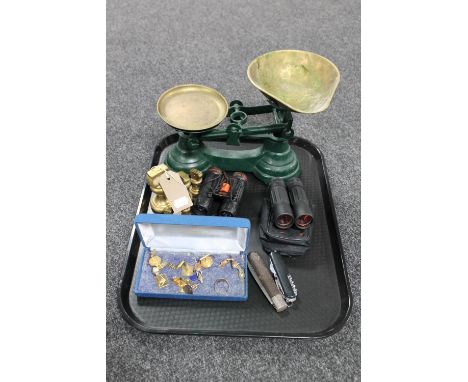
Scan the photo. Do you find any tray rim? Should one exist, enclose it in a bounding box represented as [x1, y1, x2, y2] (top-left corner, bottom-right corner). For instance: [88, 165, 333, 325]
[117, 134, 353, 339]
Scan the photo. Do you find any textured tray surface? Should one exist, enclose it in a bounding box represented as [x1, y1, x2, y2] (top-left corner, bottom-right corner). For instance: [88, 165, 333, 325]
[118, 135, 351, 338]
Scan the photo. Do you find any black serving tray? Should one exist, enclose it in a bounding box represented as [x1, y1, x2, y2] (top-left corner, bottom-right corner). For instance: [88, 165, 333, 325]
[118, 134, 352, 338]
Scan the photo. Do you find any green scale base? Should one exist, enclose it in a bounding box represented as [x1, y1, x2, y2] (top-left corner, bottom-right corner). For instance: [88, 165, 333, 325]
[165, 100, 302, 184]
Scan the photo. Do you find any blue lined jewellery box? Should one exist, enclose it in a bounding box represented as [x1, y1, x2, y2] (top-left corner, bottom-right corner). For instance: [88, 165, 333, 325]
[133, 213, 250, 301]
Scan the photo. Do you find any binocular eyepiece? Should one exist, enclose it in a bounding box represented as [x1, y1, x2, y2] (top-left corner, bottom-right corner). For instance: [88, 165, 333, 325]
[268, 177, 313, 230]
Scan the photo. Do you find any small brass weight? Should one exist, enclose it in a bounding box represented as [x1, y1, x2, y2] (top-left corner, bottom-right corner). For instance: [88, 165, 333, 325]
[146, 164, 202, 214]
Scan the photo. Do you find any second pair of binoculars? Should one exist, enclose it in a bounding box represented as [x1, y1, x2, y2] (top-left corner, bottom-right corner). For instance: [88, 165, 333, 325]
[193, 166, 248, 217]
[269, 177, 313, 230]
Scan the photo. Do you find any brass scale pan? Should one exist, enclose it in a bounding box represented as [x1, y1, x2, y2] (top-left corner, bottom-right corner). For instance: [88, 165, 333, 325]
[156, 50, 340, 133]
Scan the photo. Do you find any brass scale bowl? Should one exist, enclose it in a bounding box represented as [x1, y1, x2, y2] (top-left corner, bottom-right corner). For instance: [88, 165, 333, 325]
[157, 50, 340, 132]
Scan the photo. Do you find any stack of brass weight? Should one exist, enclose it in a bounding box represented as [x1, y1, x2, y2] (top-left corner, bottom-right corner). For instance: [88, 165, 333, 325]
[146, 164, 203, 214]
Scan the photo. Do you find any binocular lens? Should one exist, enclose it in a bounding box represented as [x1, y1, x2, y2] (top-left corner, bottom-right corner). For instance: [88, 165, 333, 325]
[287, 177, 313, 229]
[276, 214, 293, 229]
[296, 214, 312, 229]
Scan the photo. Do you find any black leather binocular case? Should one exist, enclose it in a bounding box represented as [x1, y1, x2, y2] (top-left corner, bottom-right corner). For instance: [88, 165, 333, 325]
[260, 177, 314, 257]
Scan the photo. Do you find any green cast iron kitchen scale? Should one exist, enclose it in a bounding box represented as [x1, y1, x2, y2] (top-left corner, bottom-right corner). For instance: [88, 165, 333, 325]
[156, 50, 340, 184]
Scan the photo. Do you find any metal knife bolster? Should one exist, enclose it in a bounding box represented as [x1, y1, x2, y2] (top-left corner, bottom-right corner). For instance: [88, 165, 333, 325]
[269, 251, 298, 303]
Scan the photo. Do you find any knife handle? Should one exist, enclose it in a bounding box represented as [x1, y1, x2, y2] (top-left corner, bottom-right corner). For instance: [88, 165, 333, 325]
[269, 251, 297, 303]
[248, 251, 288, 312]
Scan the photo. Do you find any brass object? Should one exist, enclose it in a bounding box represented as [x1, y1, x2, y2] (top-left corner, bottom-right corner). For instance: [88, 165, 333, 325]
[147, 165, 172, 214]
[148, 255, 162, 268]
[219, 258, 245, 279]
[219, 258, 234, 268]
[199, 255, 213, 269]
[189, 168, 203, 197]
[150, 188, 173, 214]
[146, 164, 169, 191]
[247, 50, 340, 114]
[172, 276, 188, 293]
[172, 277, 198, 293]
[172, 277, 188, 287]
[195, 255, 213, 271]
[155, 274, 168, 288]
[146, 165, 196, 214]
[176, 260, 185, 269]
[178, 171, 191, 189]
[181, 262, 194, 277]
[151, 262, 167, 274]
[148, 251, 168, 273]
[156, 84, 229, 132]
[231, 260, 245, 279]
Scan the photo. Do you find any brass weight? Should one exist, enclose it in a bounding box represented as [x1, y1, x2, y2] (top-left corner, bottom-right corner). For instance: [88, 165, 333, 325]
[189, 168, 203, 197]
[146, 164, 168, 191]
[146, 164, 172, 214]
[146, 165, 198, 214]
[150, 185, 172, 214]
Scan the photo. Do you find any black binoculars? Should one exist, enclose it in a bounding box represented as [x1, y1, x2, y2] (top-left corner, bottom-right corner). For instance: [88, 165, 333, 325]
[268, 177, 313, 230]
[193, 167, 248, 217]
